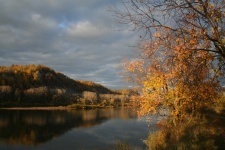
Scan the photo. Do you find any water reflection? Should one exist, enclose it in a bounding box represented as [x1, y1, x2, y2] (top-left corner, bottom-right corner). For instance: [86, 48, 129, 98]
[0, 108, 139, 146]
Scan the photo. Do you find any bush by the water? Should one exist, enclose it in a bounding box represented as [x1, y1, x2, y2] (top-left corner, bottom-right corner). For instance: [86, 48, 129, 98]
[145, 111, 225, 150]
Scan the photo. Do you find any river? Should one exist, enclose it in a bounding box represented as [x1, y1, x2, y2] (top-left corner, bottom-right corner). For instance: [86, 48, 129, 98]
[0, 108, 160, 150]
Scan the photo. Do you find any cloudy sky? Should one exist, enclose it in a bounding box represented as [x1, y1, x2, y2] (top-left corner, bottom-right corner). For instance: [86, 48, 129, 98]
[0, 0, 139, 89]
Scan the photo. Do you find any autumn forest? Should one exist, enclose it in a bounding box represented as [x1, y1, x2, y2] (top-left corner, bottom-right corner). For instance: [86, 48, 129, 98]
[0, 64, 138, 107]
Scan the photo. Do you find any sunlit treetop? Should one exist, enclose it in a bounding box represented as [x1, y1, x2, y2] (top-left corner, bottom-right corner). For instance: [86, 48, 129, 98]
[112, 0, 224, 118]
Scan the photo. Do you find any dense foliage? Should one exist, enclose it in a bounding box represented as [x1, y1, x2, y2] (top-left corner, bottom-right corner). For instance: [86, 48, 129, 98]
[0, 64, 112, 93]
[113, 0, 225, 117]
[0, 64, 137, 107]
[112, 0, 225, 149]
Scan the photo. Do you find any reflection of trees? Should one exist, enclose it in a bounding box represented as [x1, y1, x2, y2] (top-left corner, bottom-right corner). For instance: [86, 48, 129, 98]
[0, 108, 137, 146]
[146, 111, 225, 150]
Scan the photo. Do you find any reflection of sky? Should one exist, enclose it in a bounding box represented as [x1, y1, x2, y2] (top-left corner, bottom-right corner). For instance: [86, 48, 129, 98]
[0, 118, 154, 150]
[0, 0, 138, 89]
[0, 109, 161, 150]
[39, 118, 156, 150]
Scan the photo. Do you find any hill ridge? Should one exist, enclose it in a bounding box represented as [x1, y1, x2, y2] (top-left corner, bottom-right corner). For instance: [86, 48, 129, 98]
[0, 64, 138, 107]
[0, 64, 113, 93]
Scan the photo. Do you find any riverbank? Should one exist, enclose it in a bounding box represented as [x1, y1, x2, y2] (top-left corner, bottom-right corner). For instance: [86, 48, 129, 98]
[0, 104, 134, 110]
[0, 106, 69, 110]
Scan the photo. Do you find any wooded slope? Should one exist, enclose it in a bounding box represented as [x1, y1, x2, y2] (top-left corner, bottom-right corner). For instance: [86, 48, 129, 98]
[0, 64, 138, 107]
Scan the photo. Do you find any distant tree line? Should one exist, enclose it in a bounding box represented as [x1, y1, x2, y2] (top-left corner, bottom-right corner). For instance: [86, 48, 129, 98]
[0, 65, 139, 107]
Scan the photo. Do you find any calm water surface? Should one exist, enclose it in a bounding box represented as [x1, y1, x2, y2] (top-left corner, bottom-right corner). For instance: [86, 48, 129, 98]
[0, 108, 160, 150]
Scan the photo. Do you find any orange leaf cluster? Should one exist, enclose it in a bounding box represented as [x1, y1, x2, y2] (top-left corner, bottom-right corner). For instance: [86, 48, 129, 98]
[123, 29, 222, 118]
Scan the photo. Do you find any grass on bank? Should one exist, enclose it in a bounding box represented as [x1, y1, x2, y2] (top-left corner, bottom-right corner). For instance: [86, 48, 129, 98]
[67, 103, 106, 109]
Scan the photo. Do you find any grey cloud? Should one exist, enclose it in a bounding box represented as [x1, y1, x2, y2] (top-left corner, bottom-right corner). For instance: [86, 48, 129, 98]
[0, 0, 135, 89]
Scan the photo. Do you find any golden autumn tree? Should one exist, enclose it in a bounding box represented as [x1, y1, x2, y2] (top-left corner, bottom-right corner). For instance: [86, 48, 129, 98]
[112, 0, 225, 118]
[124, 30, 222, 119]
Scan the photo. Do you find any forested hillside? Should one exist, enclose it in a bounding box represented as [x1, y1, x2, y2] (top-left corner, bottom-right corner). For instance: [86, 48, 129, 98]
[0, 64, 138, 107]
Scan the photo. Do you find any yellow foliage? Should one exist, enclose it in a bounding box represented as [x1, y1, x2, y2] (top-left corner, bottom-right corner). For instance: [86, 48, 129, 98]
[123, 29, 222, 119]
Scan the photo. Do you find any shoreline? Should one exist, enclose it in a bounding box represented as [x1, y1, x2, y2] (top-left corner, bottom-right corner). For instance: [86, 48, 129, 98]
[0, 104, 136, 110]
[0, 106, 69, 110]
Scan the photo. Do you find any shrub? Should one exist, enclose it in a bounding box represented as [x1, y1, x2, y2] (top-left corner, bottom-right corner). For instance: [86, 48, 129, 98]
[82, 91, 98, 104]
[0, 86, 13, 101]
[114, 141, 135, 150]
[145, 113, 225, 150]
